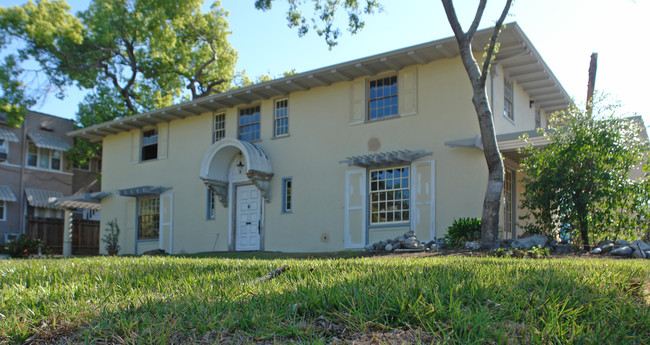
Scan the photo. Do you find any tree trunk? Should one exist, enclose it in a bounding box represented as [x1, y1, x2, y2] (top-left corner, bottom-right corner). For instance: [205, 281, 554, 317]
[473, 92, 504, 249]
[441, 0, 511, 250]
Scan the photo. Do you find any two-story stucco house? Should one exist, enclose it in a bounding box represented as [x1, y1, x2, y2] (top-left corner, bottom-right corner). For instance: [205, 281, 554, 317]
[70, 23, 571, 255]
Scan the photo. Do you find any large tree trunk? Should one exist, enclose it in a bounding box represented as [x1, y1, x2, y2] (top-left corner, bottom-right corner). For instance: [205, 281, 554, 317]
[441, 0, 511, 249]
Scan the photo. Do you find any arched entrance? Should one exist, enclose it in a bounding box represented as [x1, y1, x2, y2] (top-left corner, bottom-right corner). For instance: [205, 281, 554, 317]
[199, 138, 273, 251]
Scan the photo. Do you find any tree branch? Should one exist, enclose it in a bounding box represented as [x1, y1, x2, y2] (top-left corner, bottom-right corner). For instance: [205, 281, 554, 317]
[479, 0, 512, 87]
[467, 0, 487, 38]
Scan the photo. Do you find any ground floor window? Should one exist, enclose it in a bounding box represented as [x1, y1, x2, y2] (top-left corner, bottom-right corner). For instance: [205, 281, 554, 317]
[282, 177, 292, 213]
[503, 169, 513, 236]
[369, 166, 410, 225]
[138, 197, 160, 240]
[207, 189, 216, 220]
[0, 200, 5, 221]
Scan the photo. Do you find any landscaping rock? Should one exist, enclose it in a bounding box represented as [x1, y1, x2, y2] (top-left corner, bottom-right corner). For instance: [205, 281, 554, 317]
[598, 240, 613, 246]
[142, 249, 168, 256]
[511, 234, 548, 249]
[375, 241, 387, 251]
[632, 249, 647, 259]
[364, 243, 374, 251]
[385, 243, 393, 252]
[614, 239, 630, 246]
[630, 240, 650, 251]
[402, 240, 420, 249]
[429, 243, 439, 251]
[600, 243, 615, 253]
[611, 246, 633, 256]
[0, 254, 9, 259]
[590, 247, 602, 255]
[465, 241, 481, 250]
[554, 244, 578, 254]
[404, 230, 415, 238]
[425, 240, 435, 248]
[645, 251, 650, 259]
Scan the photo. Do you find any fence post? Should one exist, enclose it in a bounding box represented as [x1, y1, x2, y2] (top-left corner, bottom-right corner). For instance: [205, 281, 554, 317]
[62, 209, 73, 257]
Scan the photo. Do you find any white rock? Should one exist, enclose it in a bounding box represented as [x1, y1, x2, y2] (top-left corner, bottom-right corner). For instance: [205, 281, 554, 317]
[614, 239, 630, 246]
[511, 235, 548, 249]
[630, 240, 650, 251]
[590, 247, 602, 254]
[385, 243, 393, 252]
[611, 246, 633, 256]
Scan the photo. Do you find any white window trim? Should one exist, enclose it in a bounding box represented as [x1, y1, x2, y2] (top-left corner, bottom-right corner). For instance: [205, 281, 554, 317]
[213, 113, 225, 144]
[504, 78, 515, 123]
[274, 98, 289, 138]
[368, 166, 410, 226]
[367, 74, 399, 122]
[26, 141, 62, 171]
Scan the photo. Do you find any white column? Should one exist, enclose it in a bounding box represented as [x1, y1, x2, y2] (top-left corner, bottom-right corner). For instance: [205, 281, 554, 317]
[62, 209, 73, 257]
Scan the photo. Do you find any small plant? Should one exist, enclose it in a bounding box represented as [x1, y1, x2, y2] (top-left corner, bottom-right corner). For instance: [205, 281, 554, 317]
[102, 219, 120, 255]
[444, 217, 481, 247]
[3, 235, 44, 258]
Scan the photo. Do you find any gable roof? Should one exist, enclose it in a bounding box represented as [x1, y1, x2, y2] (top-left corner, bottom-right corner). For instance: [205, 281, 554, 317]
[69, 22, 571, 142]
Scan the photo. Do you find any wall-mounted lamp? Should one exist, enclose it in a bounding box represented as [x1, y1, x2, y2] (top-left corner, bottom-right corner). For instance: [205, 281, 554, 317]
[236, 152, 245, 174]
[529, 100, 535, 109]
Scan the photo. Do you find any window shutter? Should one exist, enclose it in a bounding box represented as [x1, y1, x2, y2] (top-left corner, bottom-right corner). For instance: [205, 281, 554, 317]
[399, 67, 418, 116]
[157, 123, 169, 159]
[159, 192, 173, 254]
[349, 80, 365, 125]
[345, 169, 366, 248]
[412, 160, 435, 241]
[130, 130, 139, 164]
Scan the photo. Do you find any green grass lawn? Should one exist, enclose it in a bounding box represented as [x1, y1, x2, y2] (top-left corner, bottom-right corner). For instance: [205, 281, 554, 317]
[1, 255, 648, 344]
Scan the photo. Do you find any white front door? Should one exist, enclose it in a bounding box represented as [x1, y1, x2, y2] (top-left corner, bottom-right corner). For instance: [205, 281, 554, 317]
[235, 185, 261, 251]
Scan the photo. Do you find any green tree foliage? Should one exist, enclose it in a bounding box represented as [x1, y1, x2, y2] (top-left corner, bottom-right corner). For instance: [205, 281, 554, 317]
[519, 100, 650, 248]
[1, 0, 238, 163]
[254, 0, 382, 48]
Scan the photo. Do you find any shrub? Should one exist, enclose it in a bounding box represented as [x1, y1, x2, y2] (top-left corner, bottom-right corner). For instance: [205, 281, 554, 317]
[3, 235, 45, 258]
[444, 217, 481, 247]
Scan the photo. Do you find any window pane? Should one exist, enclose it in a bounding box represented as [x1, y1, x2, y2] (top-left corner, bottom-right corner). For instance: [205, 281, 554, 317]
[38, 149, 49, 169]
[368, 75, 399, 120]
[369, 166, 410, 225]
[51, 151, 61, 170]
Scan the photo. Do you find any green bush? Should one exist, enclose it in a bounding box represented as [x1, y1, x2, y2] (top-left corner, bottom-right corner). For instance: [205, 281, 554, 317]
[3, 235, 45, 258]
[444, 217, 481, 247]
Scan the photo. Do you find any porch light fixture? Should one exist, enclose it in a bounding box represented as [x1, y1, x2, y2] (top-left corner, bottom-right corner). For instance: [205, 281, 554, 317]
[236, 152, 245, 174]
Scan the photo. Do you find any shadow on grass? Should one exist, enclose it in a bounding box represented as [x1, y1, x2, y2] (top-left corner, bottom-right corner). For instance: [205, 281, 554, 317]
[12, 257, 650, 344]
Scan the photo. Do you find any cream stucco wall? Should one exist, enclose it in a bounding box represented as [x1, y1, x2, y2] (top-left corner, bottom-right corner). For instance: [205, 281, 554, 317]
[99, 56, 545, 254]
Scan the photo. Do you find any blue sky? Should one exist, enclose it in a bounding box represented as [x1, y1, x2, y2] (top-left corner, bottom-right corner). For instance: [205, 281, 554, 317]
[3, 0, 649, 125]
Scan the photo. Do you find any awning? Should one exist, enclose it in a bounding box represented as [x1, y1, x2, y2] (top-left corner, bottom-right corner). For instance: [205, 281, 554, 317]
[339, 150, 432, 168]
[0, 185, 17, 202]
[53, 192, 111, 210]
[24, 188, 64, 209]
[118, 186, 171, 197]
[27, 131, 71, 151]
[0, 127, 19, 142]
[444, 130, 550, 161]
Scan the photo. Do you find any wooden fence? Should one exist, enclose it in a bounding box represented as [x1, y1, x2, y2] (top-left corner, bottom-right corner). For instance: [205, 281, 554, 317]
[25, 216, 100, 255]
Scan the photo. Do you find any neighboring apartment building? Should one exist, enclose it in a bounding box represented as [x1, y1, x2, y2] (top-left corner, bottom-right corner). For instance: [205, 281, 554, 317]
[0, 110, 101, 243]
[70, 23, 571, 255]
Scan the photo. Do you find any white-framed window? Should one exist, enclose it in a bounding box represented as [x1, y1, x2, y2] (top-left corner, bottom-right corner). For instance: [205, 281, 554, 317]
[238, 105, 261, 142]
[207, 188, 216, 219]
[213, 113, 225, 143]
[141, 129, 158, 161]
[26, 141, 62, 170]
[535, 109, 541, 129]
[368, 75, 398, 121]
[138, 197, 160, 240]
[0, 200, 5, 221]
[274, 99, 289, 137]
[282, 177, 292, 213]
[369, 166, 410, 225]
[504, 78, 514, 121]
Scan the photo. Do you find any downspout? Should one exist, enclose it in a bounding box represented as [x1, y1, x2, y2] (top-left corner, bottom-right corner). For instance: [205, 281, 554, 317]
[18, 121, 26, 234]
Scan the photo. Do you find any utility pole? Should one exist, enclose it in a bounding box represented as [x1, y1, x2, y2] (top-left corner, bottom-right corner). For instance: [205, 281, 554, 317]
[586, 52, 598, 113]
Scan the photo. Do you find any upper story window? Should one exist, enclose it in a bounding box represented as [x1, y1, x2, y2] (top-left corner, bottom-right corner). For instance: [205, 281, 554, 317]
[141, 129, 158, 161]
[504, 78, 514, 121]
[274, 99, 289, 137]
[0, 139, 7, 154]
[369, 166, 410, 225]
[0, 200, 5, 221]
[213, 113, 225, 143]
[26, 141, 62, 170]
[368, 75, 398, 121]
[238, 105, 261, 142]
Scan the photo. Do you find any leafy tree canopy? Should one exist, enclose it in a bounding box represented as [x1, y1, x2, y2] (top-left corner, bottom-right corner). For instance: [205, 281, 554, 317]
[254, 0, 382, 48]
[1, 0, 238, 165]
[519, 97, 650, 248]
